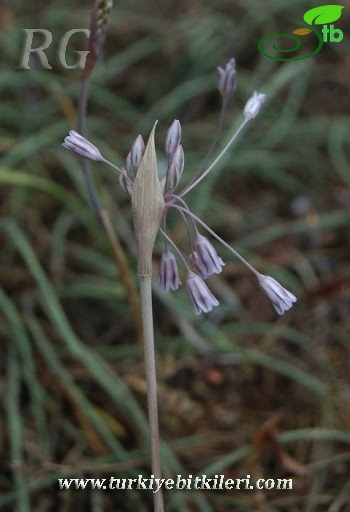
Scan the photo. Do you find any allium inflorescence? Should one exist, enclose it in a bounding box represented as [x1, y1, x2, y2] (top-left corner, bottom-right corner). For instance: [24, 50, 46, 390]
[63, 58, 297, 316]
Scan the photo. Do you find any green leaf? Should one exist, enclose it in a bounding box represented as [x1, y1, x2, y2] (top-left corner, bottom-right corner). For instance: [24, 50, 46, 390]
[303, 5, 344, 25]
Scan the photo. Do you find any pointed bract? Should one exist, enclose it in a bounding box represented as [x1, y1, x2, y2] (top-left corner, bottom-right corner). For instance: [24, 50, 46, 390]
[132, 122, 165, 276]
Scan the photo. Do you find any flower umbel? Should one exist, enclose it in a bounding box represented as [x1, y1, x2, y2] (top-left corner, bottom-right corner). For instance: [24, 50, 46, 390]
[63, 58, 297, 315]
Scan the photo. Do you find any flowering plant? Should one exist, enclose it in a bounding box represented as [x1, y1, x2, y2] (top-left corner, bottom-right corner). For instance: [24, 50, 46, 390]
[62, 8, 296, 510]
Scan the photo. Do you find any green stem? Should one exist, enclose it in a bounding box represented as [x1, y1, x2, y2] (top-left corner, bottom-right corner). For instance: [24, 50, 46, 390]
[139, 275, 164, 512]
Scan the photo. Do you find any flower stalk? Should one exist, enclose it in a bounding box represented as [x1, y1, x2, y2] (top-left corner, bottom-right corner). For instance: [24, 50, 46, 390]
[139, 276, 164, 512]
[131, 121, 165, 512]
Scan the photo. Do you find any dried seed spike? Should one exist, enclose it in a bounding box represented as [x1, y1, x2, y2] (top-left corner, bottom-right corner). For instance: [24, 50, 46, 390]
[132, 121, 165, 276]
[83, 0, 113, 80]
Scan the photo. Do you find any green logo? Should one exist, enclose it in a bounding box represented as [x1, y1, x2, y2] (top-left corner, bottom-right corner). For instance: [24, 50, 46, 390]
[258, 4, 345, 61]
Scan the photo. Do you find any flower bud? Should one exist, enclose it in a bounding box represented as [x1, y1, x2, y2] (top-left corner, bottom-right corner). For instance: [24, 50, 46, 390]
[165, 119, 181, 158]
[243, 91, 266, 120]
[257, 274, 297, 315]
[190, 234, 224, 279]
[126, 134, 145, 180]
[217, 58, 236, 97]
[119, 169, 133, 196]
[62, 130, 103, 161]
[159, 251, 182, 292]
[164, 144, 184, 193]
[186, 271, 219, 315]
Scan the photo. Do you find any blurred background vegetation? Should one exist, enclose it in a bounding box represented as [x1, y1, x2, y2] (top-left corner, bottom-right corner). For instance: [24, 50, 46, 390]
[1, 0, 350, 510]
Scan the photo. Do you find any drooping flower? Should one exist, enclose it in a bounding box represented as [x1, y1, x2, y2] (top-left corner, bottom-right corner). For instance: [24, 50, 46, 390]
[190, 234, 224, 279]
[257, 274, 297, 315]
[186, 272, 219, 315]
[159, 251, 182, 292]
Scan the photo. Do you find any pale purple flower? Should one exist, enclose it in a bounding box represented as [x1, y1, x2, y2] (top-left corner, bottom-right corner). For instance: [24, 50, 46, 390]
[159, 251, 181, 292]
[243, 91, 266, 120]
[217, 58, 236, 97]
[165, 144, 184, 192]
[62, 130, 104, 161]
[190, 234, 224, 278]
[125, 134, 145, 180]
[257, 274, 297, 315]
[165, 119, 181, 158]
[186, 272, 219, 315]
